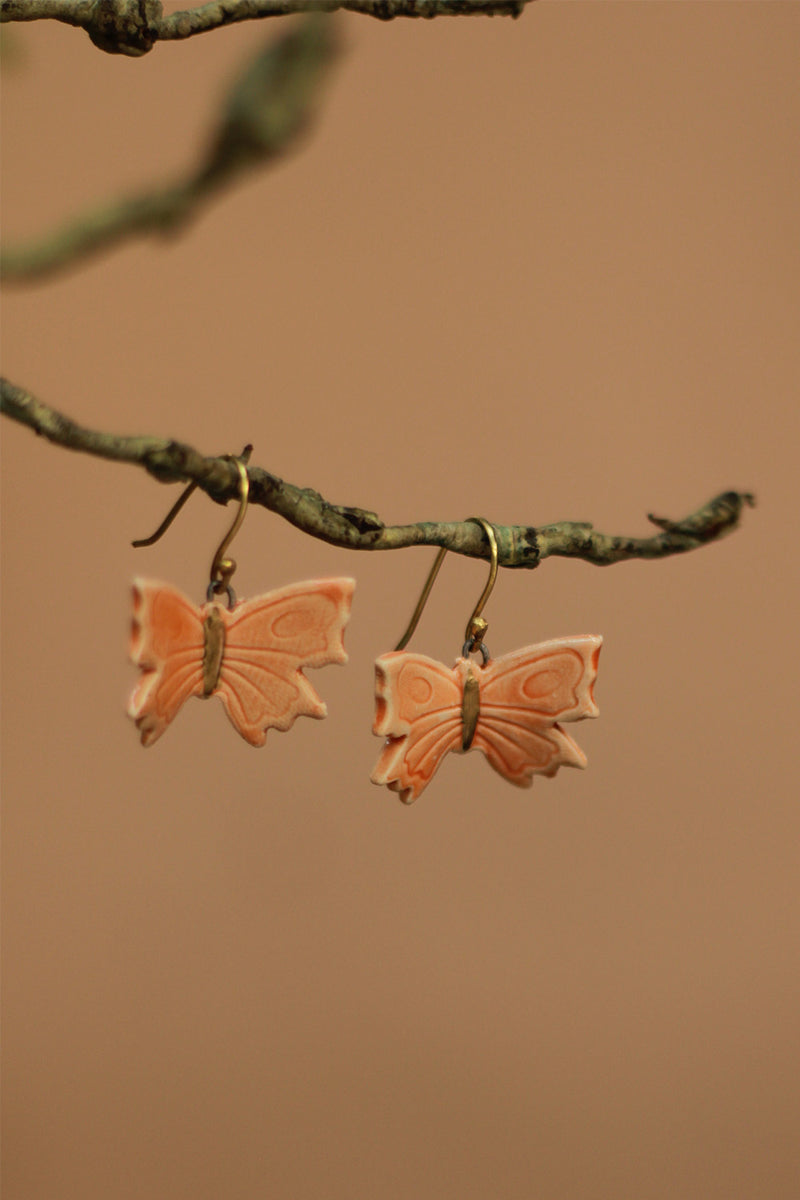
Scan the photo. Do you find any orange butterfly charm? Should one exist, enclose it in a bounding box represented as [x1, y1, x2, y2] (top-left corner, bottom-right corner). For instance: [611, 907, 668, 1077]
[371, 636, 601, 803]
[128, 576, 354, 746]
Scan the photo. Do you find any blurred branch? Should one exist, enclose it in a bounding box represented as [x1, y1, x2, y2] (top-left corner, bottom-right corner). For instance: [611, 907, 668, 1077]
[1, 0, 533, 57]
[1, 17, 338, 282]
[0, 376, 755, 568]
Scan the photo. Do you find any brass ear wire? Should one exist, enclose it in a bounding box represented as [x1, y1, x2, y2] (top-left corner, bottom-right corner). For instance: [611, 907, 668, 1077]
[131, 481, 199, 548]
[207, 457, 249, 605]
[394, 546, 447, 652]
[461, 517, 498, 660]
[394, 517, 499, 662]
[132, 446, 252, 607]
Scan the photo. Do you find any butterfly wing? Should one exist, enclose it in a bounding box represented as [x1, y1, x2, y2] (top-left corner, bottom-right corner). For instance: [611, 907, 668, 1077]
[128, 578, 206, 746]
[470, 635, 602, 787]
[213, 577, 354, 746]
[371, 651, 464, 803]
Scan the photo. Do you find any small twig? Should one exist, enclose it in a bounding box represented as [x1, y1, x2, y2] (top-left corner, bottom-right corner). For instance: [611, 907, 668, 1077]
[1, 17, 339, 281]
[0, 375, 755, 569]
[0, 0, 532, 57]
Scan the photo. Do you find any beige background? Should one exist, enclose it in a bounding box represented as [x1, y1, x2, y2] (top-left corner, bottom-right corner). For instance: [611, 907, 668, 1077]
[2, 4, 798, 1198]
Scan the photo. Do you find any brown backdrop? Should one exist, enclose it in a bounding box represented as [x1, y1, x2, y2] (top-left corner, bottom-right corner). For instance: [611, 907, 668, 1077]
[2, 4, 798, 1198]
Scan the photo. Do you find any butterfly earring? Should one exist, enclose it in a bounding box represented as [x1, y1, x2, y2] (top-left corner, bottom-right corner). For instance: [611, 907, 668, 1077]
[128, 451, 354, 747]
[371, 518, 601, 803]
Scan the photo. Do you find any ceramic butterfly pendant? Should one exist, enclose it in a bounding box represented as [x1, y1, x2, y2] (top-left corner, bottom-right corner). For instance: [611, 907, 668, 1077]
[371, 635, 601, 803]
[129, 576, 354, 746]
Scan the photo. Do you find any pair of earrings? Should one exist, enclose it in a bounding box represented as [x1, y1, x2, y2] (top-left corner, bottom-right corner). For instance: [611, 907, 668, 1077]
[128, 457, 601, 802]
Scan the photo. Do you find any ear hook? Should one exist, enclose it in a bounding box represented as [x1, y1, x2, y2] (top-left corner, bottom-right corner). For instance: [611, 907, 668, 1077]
[461, 517, 498, 661]
[131, 481, 199, 548]
[132, 446, 252, 608]
[207, 457, 249, 606]
[394, 517, 499, 663]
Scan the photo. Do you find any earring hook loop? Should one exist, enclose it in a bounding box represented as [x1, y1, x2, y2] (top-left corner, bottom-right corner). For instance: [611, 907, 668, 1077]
[207, 457, 249, 604]
[131, 446, 252, 607]
[393, 517, 499, 658]
[462, 517, 498, 654]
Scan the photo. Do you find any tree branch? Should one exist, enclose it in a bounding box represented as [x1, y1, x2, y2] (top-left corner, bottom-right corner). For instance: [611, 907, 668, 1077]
[156, 0, 530, 38]
[1, 16, 339, 282]
[1, 0, 532, 57]
[0, 375, 755, 568]
[1, 1, 95, 29]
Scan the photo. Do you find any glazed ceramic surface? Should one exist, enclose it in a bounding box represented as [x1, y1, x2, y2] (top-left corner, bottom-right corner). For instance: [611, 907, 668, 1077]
[129, 577, 354, 746]
[372, 636, 601, 803]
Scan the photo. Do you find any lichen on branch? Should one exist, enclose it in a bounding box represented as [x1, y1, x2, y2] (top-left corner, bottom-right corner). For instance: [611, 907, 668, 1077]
[0, 0, 533, 58]
[0, 375, 755, 570]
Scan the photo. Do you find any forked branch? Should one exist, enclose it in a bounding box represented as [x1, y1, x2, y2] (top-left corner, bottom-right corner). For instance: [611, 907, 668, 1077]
[0, 375, 755, 568]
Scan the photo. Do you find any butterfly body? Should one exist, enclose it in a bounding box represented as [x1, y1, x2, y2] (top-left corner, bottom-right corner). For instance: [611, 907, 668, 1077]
[371, 636, 601, 803]
[129, 576, 354, 746]
[461, 665, 481, 750]
[202, 605, 226, 695]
